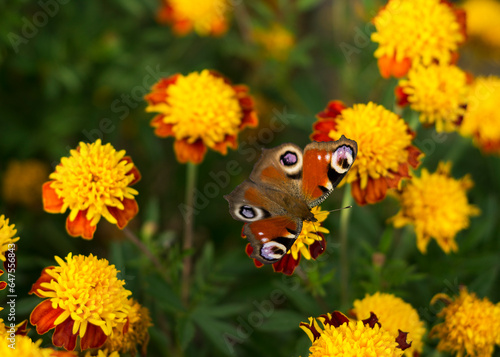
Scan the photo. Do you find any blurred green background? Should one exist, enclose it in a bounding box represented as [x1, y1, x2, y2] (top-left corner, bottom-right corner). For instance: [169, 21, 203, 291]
[1, 0, 499, 356]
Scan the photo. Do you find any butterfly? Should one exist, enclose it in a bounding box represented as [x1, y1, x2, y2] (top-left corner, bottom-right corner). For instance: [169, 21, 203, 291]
[224, 135, 358, 265]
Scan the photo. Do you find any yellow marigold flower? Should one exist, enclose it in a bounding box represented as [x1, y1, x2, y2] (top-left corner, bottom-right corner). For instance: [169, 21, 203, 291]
[0, 215, 19, 262]
[430, 287, 500, 357]
[353, 292, 426, 356]
[29, 253, 132, 351]
[397, 64, 470, 132]
[0, 335, 63, 357]
[252, 23, 295, 60]
[371, 0, 466, 78]
[157, 0, 230, 36]
[42, 139, 141, 239]
[104, 299, 152, 356]
[2, 159, 49, 208]
[312, 101, 422, 205]
[463, 0, 500, 48]
[245, 207, 329, 275]
[461, 76, 500, 155]
[300, 311, 411, 356]
[145, 69, 258, 164]
[391, 162, 480, 253]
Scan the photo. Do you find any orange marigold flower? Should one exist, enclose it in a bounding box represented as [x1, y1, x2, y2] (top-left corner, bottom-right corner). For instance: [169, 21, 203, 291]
[353, 292, 426, 356]
[104, 299, 152, 356]
[145, 69, 258, 164]
[461, 76, 500, 155]
[390, 162, 480, 253]
[0, 334, 74, 357]
[29, 254, 131, 351]
[311, 101, 422, 206]
[396, 64, 470, 132]
[244, 207, 329, 275]
[371, 0, 466, 78]
[430, 287, 500, 356]
[42, 139, 141, 240]
[2, 159, 49, 208]
[300, 311, 411, 356]
[157, 0, 230, 36]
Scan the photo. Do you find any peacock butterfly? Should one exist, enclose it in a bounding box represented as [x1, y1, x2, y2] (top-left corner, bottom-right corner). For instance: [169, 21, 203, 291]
[224, 135, 358, 264]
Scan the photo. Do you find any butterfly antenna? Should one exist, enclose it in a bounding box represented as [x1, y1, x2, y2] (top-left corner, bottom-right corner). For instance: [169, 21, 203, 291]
[327, 205, 352, 213]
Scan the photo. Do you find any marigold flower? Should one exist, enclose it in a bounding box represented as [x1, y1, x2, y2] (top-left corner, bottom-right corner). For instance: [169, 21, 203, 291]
[42, 139, 140, 240]
[463, 0, 500, 48]
[352, 292, 426, 356]
[311, 101, 422, 206]
[430, 287, 500, 357]
[391, 162, 480, 253]
[145, 69, 258, 164]
[461, 76, 500, 155]
[157, 0, 230, 36]
[84, 350, 119, 357]
[252, 23, 295, 61]
[371, 0, 466, 78]
[396, 64, 470, 132]
[29, 253, 132, 351]
[244, 207, 329, 275]
[300, 311, 411, 356]
[104, 299, 152, 356]
[0, 335, 69, 357]
[2, 159, 49, 208]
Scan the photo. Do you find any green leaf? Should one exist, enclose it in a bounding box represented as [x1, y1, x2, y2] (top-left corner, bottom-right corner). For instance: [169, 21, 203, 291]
[193, 311, 238, 356]
[297, 0, 324, 11]
[257, 310, 304, 332]
[144, 275, 185, 313]
[177, 316, 196, 351]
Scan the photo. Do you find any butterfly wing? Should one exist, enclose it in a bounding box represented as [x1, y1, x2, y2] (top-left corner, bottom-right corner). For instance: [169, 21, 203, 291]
[301, 135, 358, 207]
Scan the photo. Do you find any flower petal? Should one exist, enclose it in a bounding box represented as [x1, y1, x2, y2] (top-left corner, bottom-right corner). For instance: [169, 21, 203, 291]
[80, 323, 108, 350]
[42, 181, 64, 213]
[66, 210, 96, 240]
[121, 156, 142, 185]
[107, 198, 139, 229]
[174, 139, 207, 164]
[29, 266, 55, 296]
[151, 115, 175, 138]
[30, 299, 65, 335]
[52, 317, 78, 351]
[272, 253, 300, 275]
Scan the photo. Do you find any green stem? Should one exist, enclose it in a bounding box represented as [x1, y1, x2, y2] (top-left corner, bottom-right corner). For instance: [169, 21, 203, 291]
[181, 162, 198, 305]
[123, 227, 165, 278]
[339, 186, 353, 308]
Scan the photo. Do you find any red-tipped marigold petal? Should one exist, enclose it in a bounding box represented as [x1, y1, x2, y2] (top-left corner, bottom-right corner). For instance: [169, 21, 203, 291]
[151, 115, 175, 138]
[309, 234, 326, 259]
[272, 253, 300, 275]
[322, 311, 350, 328]
[80, 323, 108, 350]
[396, 329, 412, 351]
[407, 145, 423, 168]
[311, 132, 334, 142]
[362, 312, 381, 328]
[42, 181, 64, 213]
[351, 177, 389, 206]
[29, 266, 55, 296]
[108, 198, 139, 229]
[391, 57, 412, 78]
[395, 85, 409, 107]
[174, 139, 207, 164]
[66, 210, 96, 240]
[30, 300, 65, 335]
[316, 100, 346, 119]
[0, 281, 7, 290]
[121, 156, 141, 185]
[14, 320, 29, 336]
[52, 318, 78, 351]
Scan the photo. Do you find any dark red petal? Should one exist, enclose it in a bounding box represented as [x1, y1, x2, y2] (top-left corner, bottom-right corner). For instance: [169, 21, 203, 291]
[52, 318, 78, 351]
[29, 266, 56, 296]
[30, 300, 64, 335]
[80, 323, 107, 350]
[396, 329, 412, 351]
[14, 320, 29, 336]
[310, 132, 334, 142]
[65, 211, 96, 240]
[407, 145, 423, 169]
[395, 85, 409, 107]
[313, 120, 337, 135]
[362, 312, 381, 328]
[299, 321, 322, 341]
[150, 115, 175, 138]
[272, 253, 300, 275]
[321, 311, 350, 328]
[0, 281, 7, 290]
[108, 198, 139, 229]
[309, 234, 326, 259]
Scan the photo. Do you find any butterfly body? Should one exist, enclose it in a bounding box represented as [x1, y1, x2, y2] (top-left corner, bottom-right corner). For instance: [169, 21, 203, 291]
[224, 136, 357, 264]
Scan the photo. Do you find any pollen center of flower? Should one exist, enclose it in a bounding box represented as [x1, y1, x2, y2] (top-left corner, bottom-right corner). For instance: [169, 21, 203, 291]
[163, 70, 243, 148]
[49, 140, 138, 225]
